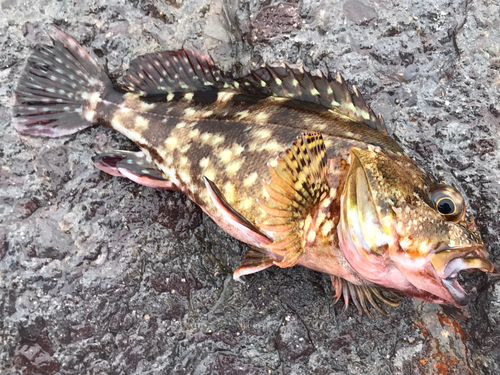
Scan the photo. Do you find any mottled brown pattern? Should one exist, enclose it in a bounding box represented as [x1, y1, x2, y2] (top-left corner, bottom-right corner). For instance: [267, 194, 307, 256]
[118, 92, 402, 151]
[99, 92, 374, 226]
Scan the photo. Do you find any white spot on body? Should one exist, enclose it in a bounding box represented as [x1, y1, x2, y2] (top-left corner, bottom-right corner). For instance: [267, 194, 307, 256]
[261, 139, 282, 152]
[239, 198, 254, 211]
[201, 132, 212, 143]
[219, 149, 233, 163]
[111, 114, 148, 146]
[217, 91, 235, 102]
[307, 230, 316, 243]
[253, 128, 272, 139]
[255, 113, 270, 123]
[237, 110, 250, 119]
[189, 128, 200, 138]
[226, 159, 244, 176]
[184, 108, 196, 116]
[90, 92, 100, 103]
[321, 220, 334, 236]
[224, 181, 236, 203]
[210, 134, 225, 146]
[203, 166, 216, 181]
[232, 144, 244, 155]
[140, 101, 156, 110]
[243, 172, 258, 187]
[199, 157, 210, 169]
[135, 116, 149, 130]
[84, 111, 95, 122]
[164, 137, 178, 151]
[179, 156, 189, 166]
[180, 144, 190, 153]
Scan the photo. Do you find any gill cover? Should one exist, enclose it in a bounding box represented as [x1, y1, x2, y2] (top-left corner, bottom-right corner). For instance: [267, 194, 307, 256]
[337, 147, 413, 297]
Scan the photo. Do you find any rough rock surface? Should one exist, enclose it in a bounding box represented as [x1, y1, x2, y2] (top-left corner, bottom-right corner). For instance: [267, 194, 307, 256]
[1, 0, 499, 374]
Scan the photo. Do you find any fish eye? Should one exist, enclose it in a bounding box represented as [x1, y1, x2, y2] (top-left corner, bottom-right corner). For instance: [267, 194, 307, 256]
[430, 184, 465, 222]
[436, 197, 455, 215]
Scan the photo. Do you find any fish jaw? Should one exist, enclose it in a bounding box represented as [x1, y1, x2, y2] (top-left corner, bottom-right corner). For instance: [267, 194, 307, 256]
[337, 146, 496, 307]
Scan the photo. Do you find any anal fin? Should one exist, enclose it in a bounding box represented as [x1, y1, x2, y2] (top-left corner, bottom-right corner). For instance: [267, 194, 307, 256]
[93, 150, 178, 190]
[233, 247, 276, 283]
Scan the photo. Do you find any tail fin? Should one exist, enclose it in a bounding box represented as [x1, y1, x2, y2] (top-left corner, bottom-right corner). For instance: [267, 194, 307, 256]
[13, 28, 111, 137]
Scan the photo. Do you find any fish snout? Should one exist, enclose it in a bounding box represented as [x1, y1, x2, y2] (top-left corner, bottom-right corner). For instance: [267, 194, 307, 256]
[430, 246, 496, 306]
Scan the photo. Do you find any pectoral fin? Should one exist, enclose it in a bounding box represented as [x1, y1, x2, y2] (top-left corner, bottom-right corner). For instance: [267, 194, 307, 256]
[258, 133, 331, 268]
[93, 150, 178, 190]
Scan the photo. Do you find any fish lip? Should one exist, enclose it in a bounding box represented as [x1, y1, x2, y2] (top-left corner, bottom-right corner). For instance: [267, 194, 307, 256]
[442, 276, 470, 307]
[430, 244, 496, 306]
[429, 245, 491, 278]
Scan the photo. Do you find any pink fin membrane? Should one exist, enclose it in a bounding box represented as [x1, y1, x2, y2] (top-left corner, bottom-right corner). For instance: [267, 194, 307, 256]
[233, 247, 276, 283]
[203, 176, 271, 247]
[93, 150, 178, 190]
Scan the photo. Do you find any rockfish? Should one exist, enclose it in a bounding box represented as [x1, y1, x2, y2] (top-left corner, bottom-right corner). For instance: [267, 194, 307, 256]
[13, 28, 496, 315]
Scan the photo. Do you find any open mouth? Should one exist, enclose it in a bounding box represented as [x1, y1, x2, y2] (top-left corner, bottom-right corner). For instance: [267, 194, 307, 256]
[430, 247, 496, 306]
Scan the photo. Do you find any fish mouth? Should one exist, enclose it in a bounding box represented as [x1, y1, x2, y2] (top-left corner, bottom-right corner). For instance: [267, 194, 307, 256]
[430, 247, 497, 306]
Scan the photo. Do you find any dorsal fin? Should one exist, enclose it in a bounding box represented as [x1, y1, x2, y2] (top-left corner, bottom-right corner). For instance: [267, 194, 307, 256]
[237, 64, 387, 134]
[257, 133, 331, 268]
[121, 49, 235, 97]
[121, 49, 387, 134]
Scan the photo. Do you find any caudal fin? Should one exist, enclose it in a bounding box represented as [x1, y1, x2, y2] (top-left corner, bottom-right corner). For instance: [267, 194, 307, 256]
[13, 28, 111, 137]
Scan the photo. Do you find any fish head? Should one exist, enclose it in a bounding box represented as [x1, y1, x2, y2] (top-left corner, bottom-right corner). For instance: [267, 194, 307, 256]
[338, 146, 496, 307]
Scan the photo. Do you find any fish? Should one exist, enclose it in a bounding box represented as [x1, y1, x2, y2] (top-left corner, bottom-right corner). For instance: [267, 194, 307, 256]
[12, 28, 497, 315]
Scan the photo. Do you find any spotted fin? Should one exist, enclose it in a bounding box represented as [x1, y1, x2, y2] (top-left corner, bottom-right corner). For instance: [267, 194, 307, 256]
[13, 28, 111, 137]
[203, 176, 272, 247]
[121, 49, 235, 97]
[93, 151, 178, 190]
[331, 276, 401, 316]
[233, 247, 277, 283]
[258, 133, 330, 268]
[238, 64, 387, 134]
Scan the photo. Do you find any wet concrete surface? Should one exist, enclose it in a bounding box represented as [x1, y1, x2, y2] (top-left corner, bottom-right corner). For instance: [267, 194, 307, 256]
[0, 0, 499, 374]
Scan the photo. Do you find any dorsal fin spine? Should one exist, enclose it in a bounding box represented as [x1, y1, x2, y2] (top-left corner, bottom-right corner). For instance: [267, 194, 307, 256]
[122, 48, 388, 133]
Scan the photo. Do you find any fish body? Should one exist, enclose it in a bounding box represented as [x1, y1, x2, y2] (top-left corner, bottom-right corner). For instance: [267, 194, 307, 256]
[13, 29, 496, 315]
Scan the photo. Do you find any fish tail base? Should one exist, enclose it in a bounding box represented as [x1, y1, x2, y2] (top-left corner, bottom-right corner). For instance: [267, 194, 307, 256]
[13, 28, 111, 137]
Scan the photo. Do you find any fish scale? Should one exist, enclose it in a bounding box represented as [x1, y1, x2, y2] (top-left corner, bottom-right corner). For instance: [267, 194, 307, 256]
[13, 28, 496, 316]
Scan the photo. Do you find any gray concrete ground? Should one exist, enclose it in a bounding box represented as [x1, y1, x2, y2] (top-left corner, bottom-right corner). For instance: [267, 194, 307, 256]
[0, 0, 499, 374]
